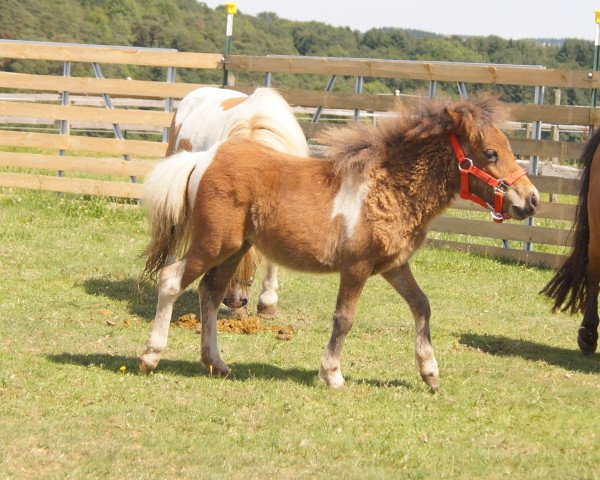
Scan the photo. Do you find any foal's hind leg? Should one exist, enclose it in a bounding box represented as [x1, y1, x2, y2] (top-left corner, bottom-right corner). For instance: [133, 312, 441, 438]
[577, 276, 599, 355]
[319, 267, 369, 388]
[257, 262, 279, 318]
[199, 247, 251, 376]
[383, 264, 439, 390]
[140, 259, 204, 374]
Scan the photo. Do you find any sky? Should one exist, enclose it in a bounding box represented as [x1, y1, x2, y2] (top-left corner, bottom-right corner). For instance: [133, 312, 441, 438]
[200, 0, 600, 40]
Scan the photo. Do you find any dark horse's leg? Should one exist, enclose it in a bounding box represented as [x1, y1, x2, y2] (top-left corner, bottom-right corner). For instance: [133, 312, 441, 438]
[319, 265, 369, 388]
[383, 264, 439, 390]
[578, 276, 599, 354]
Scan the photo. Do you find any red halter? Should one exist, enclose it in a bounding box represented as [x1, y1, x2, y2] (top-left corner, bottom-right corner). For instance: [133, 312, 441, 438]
[448, 132, 527, 223]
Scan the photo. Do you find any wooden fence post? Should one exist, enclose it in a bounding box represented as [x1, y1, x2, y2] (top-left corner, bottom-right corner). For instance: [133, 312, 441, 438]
[550, 88, 561, 202]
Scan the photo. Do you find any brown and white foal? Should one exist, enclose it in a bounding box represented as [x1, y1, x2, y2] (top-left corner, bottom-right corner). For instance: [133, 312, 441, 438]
[140, 96, 539, 389]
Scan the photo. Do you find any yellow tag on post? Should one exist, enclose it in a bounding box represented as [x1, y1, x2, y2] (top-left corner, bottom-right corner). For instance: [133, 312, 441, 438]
[226, 2, 237, 14]
[596, 9, 600, 24]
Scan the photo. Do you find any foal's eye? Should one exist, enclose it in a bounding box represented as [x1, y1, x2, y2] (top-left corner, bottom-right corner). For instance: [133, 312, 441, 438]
[484, 149, 498, 162]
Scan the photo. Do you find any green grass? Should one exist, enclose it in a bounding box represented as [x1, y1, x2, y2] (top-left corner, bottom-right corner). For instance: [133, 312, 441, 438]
[1, 189, 599, 479]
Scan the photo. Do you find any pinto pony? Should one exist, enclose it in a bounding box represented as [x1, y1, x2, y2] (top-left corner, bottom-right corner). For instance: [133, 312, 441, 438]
[542, 128, 600, 354]
[140, 96, 540, 388]
[163, 86, 309, 316]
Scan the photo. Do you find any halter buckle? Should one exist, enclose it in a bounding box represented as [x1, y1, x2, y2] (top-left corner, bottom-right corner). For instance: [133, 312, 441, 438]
[494, 179, 509, 194]
[489, 209, 505, 222]
[458, 157, 473, 172]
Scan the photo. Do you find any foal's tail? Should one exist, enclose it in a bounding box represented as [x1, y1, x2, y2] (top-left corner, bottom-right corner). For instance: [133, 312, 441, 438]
[541, 128, 599, 313]
[141, 151, 198, 282]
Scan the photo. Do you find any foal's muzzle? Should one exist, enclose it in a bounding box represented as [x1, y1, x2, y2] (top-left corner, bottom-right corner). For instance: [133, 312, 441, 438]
[509, 190, 540, 220]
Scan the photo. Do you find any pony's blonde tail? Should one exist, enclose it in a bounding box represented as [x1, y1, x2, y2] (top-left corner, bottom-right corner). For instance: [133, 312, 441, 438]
[141, 151, 198, 282]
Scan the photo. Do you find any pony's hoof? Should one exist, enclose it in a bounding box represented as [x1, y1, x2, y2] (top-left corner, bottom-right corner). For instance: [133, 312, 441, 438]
[421, 373, 440, 391]
[257, 303, 277, 318]
[139, 358, 156, 375]
[319, 366, 345, 388]
[203, 359, 231, 377]
[577, 328, 598, 355]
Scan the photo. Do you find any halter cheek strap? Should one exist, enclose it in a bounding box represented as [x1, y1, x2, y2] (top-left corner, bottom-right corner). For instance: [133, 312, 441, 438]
[448, 132, 527, 223]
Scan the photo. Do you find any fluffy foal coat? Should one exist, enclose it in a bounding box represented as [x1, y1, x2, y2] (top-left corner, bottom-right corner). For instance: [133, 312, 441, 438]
[140, 96, 539, 388]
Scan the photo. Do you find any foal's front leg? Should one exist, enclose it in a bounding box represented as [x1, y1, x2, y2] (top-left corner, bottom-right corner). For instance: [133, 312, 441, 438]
[383, 264, 439, 390]
[320, 268, 368, 388]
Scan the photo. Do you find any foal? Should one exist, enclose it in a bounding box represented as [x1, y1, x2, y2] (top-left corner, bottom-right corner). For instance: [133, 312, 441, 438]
[140, 96, 540, 388]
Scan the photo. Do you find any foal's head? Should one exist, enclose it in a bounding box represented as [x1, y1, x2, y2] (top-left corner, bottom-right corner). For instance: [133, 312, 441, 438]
[443, 96, 539, 221]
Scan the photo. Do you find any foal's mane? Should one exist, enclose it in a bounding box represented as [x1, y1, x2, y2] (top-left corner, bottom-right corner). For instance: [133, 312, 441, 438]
[318, 95, 507, 179]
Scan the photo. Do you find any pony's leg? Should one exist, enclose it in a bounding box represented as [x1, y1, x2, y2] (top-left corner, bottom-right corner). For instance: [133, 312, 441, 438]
[140, 259, 203, 374]
[319, 268, 368, 388]
[577, 276, 599, 354]
[382, 264, 439, 390]
[199, 247, 250, 376]
[257, 262, 279, 318]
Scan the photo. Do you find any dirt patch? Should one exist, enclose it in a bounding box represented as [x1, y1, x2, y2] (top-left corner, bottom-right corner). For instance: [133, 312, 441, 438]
[175, 313, 294, 340]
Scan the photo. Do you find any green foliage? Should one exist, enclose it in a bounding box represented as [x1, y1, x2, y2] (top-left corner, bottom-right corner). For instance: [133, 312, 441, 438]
[0, 0, 595, 102]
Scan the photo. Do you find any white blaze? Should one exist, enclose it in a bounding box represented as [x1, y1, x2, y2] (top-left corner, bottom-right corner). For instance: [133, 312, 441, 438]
[331, 177, 369, 238]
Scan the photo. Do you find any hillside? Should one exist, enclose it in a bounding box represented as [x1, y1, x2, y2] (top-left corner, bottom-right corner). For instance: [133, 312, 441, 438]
[0, 0, 594, 103]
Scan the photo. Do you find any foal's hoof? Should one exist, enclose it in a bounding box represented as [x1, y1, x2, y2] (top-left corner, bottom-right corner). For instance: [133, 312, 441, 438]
[319, 366, 345, 389]
[139, 362, 152, 376]
[203, 359, 231, 377]
[577, 328, 598, 355]
[421, 373, 440, 391]
[257, 303, 277, 319]
[139, 356, 158, 375]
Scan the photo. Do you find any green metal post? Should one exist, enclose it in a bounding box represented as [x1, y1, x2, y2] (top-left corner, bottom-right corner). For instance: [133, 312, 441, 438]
[222, 3, 237, 87]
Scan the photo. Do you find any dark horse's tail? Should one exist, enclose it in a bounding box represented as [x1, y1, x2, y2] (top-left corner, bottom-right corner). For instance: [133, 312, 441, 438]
[541, 128, 599, 313]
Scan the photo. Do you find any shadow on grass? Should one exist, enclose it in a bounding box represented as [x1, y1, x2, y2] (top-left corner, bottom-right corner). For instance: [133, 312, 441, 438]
[458, 333, 600, 374]
[346, 377, 412, 389]
[46, 353, 412, 388]
[46, 353, 317, 385]
[82, 277, 199, 321]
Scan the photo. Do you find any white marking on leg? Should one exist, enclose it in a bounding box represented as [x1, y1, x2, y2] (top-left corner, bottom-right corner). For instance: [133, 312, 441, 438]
[319, 353, 345, 389]
[415, 336, 439, 390]
[331, 177, 369, 238]
[140, 260, 187, 373]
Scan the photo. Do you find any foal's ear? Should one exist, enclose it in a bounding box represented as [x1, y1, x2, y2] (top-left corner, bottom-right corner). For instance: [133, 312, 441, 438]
[445, 106, 475, 137]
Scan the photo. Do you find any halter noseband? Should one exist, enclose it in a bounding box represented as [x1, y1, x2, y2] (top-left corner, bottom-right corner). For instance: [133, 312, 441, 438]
[448, 132, 527, 223]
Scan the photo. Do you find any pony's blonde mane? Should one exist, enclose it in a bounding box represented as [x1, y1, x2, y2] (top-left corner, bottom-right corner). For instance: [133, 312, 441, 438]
[226, 88, 309, 157]
[318, 95, 506, 180]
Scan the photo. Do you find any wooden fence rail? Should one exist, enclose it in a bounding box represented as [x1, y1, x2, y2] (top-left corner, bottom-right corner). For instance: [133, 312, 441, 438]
[1, 40, 593, 268]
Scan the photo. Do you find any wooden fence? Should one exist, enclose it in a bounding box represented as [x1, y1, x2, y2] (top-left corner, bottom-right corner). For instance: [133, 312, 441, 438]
[0, 40, 593, 268]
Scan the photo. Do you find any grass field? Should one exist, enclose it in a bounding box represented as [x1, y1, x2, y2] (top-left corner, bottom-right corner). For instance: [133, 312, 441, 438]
[1, 190, 599, 479]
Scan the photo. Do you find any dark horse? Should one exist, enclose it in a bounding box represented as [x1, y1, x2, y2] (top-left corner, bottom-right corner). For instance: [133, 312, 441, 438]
[542, 128, 600, 354]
